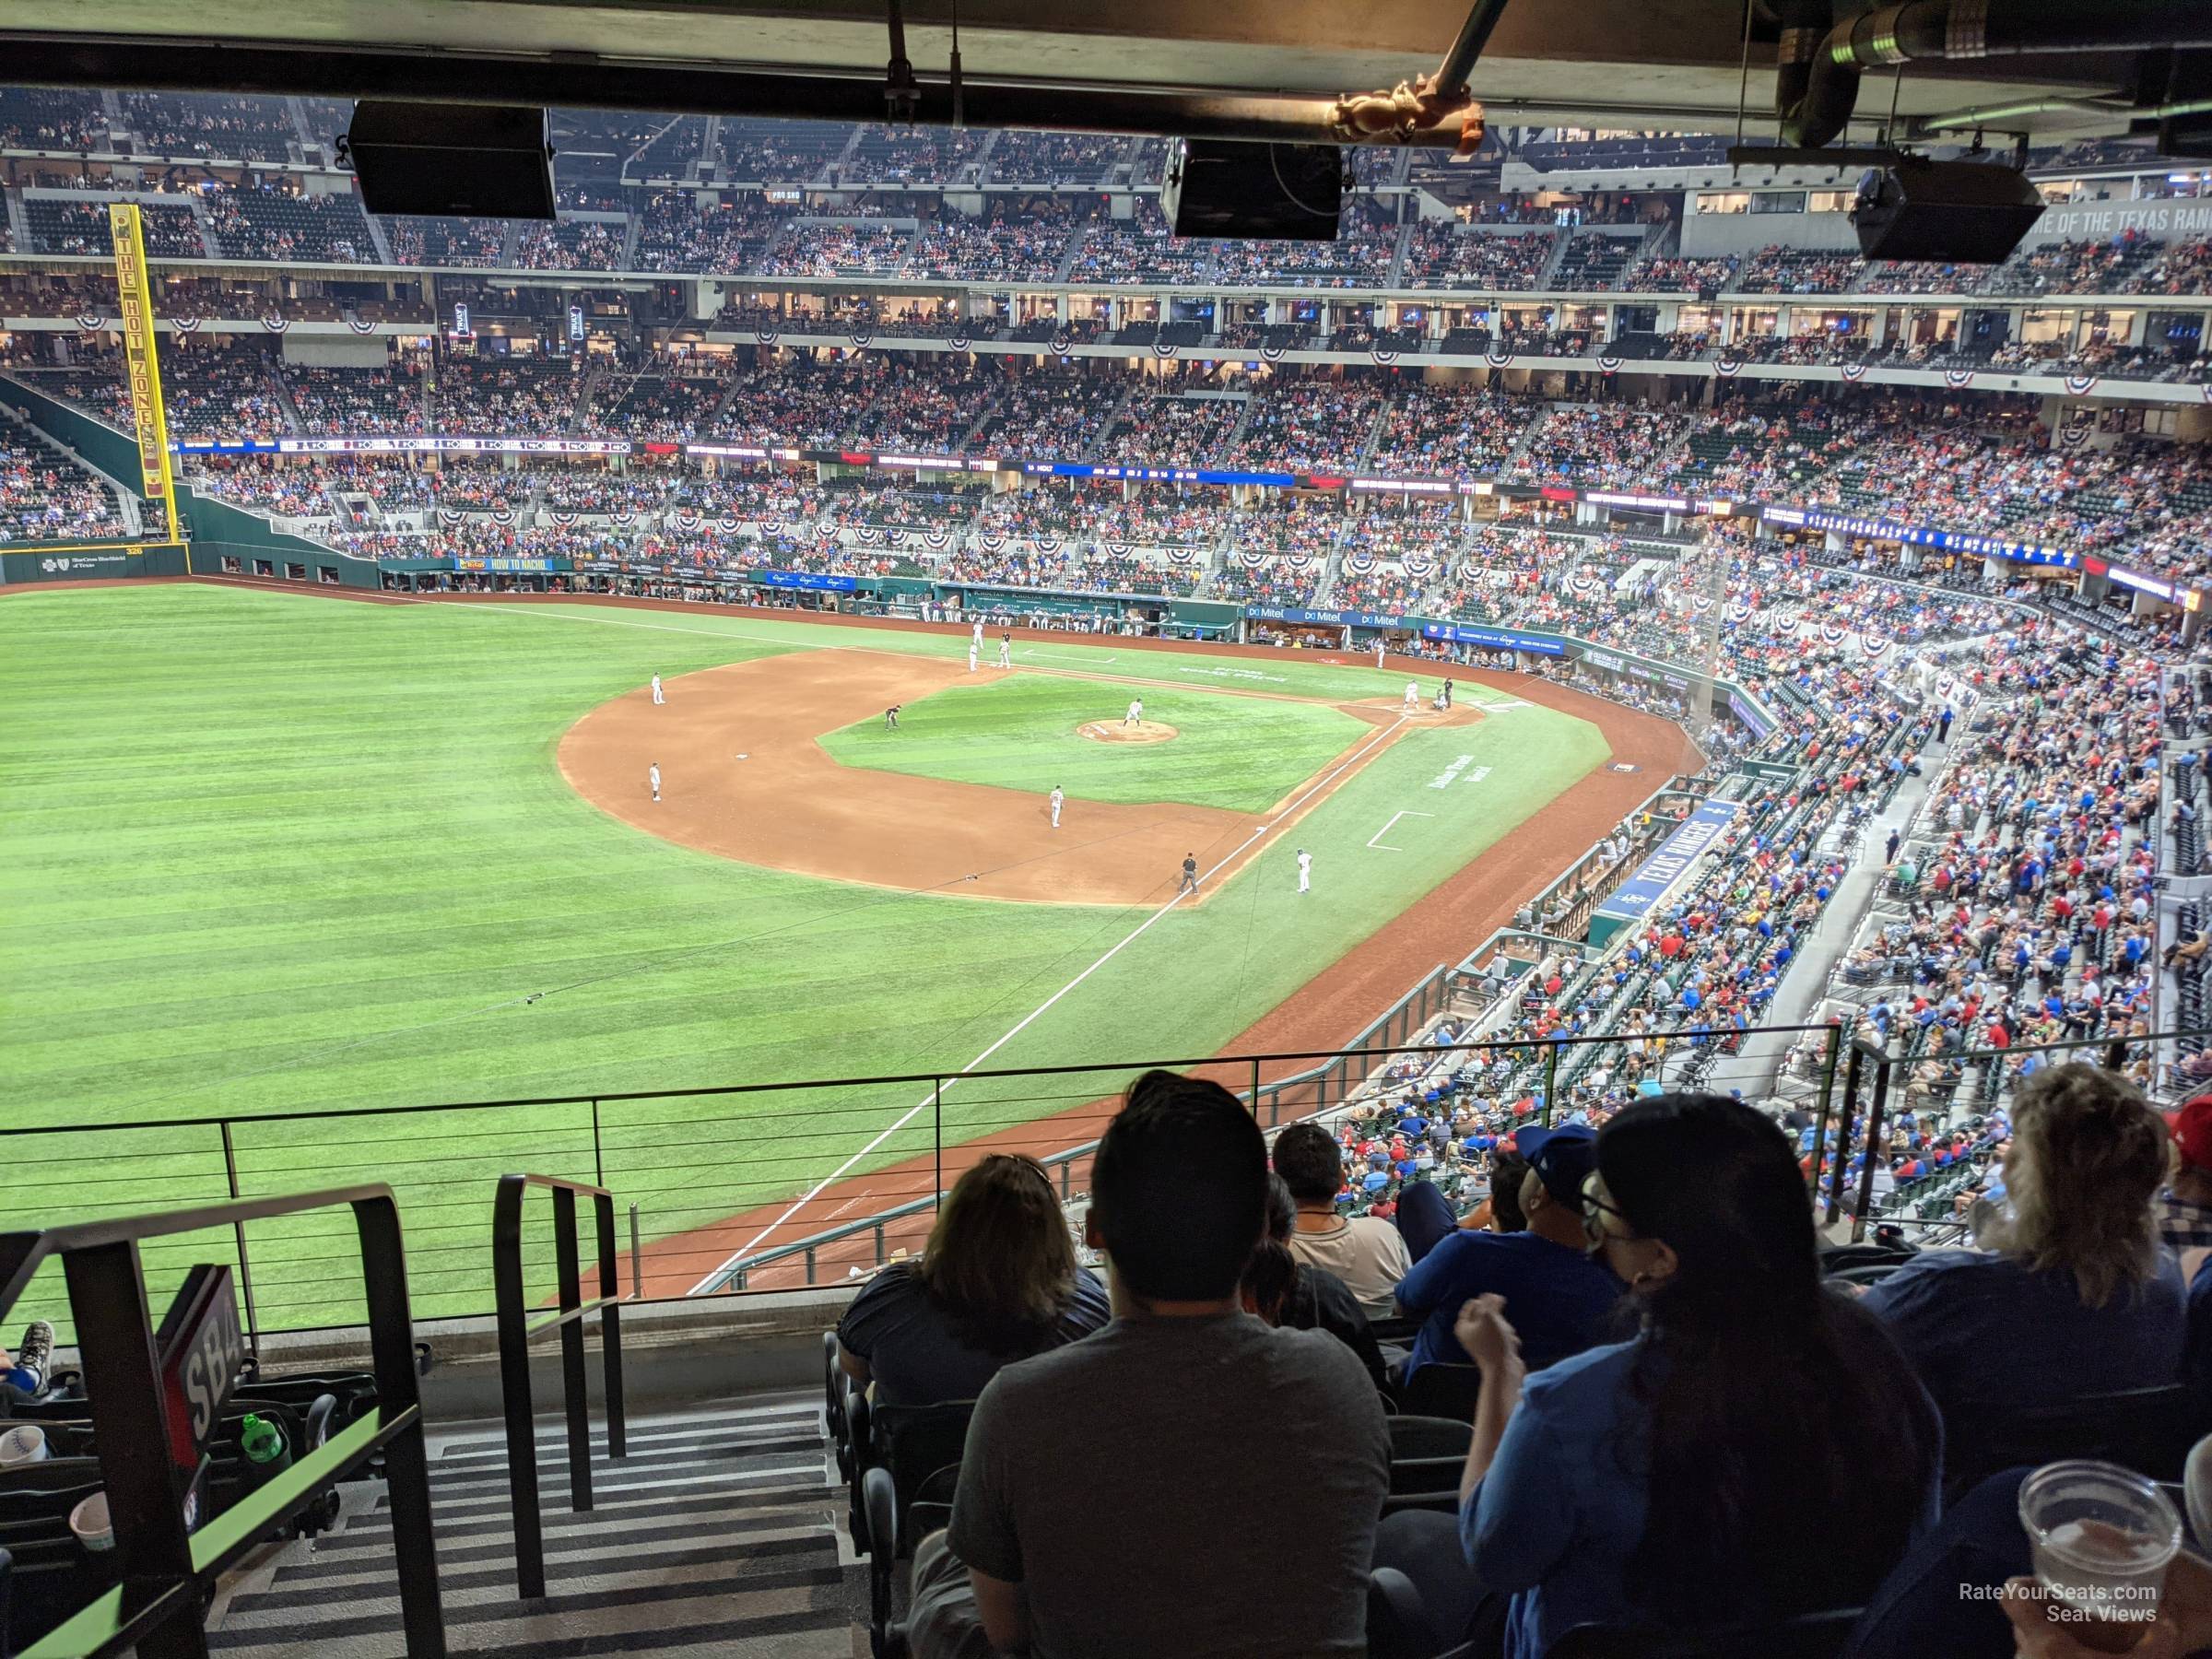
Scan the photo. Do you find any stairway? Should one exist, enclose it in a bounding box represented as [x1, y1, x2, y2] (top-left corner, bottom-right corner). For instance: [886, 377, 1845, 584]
[0, 185, 26, 252]
[206, 1392, 856, 1659]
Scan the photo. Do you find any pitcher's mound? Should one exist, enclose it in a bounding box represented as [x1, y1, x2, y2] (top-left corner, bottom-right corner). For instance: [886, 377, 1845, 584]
[1079, 719, 1179, 745]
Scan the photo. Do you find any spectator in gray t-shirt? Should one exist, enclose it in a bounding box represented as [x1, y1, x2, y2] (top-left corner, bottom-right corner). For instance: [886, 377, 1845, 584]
[909, 1070, 1390, 1659]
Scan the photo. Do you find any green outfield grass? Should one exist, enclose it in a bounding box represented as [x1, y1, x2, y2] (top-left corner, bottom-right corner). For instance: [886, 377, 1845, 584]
[818, 675, 1369, 810]
[0, 585, 1609, 1331]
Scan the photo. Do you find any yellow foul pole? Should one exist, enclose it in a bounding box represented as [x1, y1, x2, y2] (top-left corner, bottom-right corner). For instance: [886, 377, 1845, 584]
[107, 203, 182, 565]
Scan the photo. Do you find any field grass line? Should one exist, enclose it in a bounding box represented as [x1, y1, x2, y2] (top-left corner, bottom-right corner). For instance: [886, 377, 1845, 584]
[689, 708, 1413, 1289]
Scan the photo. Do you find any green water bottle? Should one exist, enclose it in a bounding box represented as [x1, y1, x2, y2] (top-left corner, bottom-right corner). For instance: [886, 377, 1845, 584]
[240, 1413, 290, 1477]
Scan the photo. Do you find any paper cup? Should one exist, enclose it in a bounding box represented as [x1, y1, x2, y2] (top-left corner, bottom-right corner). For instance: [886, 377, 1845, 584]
[0, 1425, 49, 1467]
[69, 1491, 112, 1553]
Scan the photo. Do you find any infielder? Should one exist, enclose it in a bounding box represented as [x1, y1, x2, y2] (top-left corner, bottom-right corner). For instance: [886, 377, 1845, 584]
[1297, 848, 1312, 893]
[651, 674, 665, 705]
[1178, 853, 1200, 896]
[649, 762, 661, 803]
[968, 640, 980, 673]
[885, 703, 901, 730]
[1403, 679, 1419, 712]
[1049, 785, 1064, 829]
[997, 631, 1012, 669]
[1124, 697, 1144, 727]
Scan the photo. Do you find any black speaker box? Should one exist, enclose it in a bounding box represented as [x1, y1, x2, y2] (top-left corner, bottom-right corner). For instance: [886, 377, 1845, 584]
[1164, 138, 1342, 241]
[345, 101, 556, 220]
[1852, 159, 2046, 265]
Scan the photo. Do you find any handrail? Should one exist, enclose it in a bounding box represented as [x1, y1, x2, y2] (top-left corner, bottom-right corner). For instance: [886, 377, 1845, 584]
[0, 1186, 442, 1659]
[703, 1002, 1862, 1290]
[492, 1172, 629, 1601]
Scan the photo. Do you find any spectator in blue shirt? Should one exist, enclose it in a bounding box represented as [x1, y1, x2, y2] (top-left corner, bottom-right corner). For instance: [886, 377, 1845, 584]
[1860, 1063, 2183, 1427]
[1392, 1125, 1621, 1379]
[1376, 1095, 1939, 1658]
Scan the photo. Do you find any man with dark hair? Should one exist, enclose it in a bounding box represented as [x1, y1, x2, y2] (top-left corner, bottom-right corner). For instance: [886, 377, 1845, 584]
[911, 1071, 1389, 1659]
[1394, 1125, 1622, 1380]
[1275, 1120, 1411, 1316]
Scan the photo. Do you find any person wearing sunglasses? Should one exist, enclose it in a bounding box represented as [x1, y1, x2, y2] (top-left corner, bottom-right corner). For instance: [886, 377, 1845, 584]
[1376, 1092, 1940, 1657]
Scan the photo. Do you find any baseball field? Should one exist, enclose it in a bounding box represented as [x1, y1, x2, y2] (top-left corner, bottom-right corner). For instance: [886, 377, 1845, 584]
[0, 580, 1677, 1328]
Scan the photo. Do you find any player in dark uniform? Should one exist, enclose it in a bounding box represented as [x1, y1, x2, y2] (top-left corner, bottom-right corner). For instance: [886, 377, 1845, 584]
[885, 703, 901, 730]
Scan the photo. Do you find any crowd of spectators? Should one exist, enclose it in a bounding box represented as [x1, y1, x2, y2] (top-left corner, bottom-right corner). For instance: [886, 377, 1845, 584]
[0, 431, 125, 542]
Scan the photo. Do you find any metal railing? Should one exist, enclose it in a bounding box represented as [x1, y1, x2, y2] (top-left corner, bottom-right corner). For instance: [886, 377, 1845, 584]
[0, 1187, 442, 1658]
[492, 1173, 630, 1601]
[0, 1008, 2190, 1335]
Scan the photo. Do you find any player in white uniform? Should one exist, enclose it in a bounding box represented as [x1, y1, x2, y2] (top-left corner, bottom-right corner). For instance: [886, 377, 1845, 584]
[997, 632, 1012, 669]
[1374, 641, 1385, 669]
[1297, 849, 1312, 893]
[1124, 698, 1143, 727]
[1403, 679, 1419, 711]
[968, 641, 980, 673]
[651, 674, 665, 705]
[971, 619, 984, 651]
[1049, 785, 1064, 829]
[649, 763, 661, 803]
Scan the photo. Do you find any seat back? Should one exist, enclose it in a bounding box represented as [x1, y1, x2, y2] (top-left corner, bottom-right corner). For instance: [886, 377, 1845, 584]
[1944, 1382, 2200, 1498]
[1547, 1608, 1861, 1659]
[1396, 1363, 1483, 1423]
[1387, 1416, 1473, 1460]
[0, 1459, 111, 1652]
[1365, 1568, 1439, 1659]
[865, 1401, 976, 1560]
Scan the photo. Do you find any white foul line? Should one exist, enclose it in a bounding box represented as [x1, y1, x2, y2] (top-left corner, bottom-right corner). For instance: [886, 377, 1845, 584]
[1365, 809, 1433, 852]
[688, 709, 1413, 1290]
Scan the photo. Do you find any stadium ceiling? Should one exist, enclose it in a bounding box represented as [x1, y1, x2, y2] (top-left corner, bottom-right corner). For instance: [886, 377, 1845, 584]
[0, 0, 2184, 146]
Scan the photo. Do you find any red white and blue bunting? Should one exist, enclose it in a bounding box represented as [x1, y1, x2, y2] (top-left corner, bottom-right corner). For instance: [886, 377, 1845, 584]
[673, 511, 700, 533]
[1841, 362, 1865, 382]
[1944, 368, 1974, 389]
[1347, 549, 1375, 574]
[978, 529, 1006, 551]
[1104, 540, 1131, 557]
[754, 329, 780, 347]
[1597, 355, 1620, 376]
[1714, 358, 1742, 377]
[74, 312, 108, 332]
[171, 315, 204, 335]
[343, 313, 377, 335]
[1485, 349, 1514, 370]
[1241, 547, 1267, 567]
[1404, 553, 1433, 578]
[1049, 332, 1074, 357]
[261, 313, 289, 334]
[948, 329, 972, 351]
[1371, 347, 1400, 366]
[1260, 343, 1287, 362]
[849, 332, 873, 350]
[923, 529, 951, 550]
[2065, 375, 2100, 396]
[1033, 535, 1062, 554]
[1154, 340, 1180, 359]
[719, 513, 741, 534]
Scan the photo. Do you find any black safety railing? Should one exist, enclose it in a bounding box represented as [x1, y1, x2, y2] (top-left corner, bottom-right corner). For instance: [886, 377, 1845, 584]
[492, 1173, 630, 1601]
[1826, 1025, 2163, 1243]
[0, 1187, 441, 1659]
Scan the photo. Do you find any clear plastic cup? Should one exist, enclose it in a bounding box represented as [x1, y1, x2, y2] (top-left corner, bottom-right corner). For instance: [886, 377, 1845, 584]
[2018, 1460, 2183, 1653]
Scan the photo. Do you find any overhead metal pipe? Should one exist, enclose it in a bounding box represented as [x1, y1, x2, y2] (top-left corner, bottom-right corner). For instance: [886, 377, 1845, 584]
[1781, 0, 2212, 149]
[1922, 94, 2212, 132]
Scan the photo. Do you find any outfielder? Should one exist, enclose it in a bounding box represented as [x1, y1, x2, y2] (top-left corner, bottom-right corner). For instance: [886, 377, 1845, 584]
[649, 762, 662, 803]
[1178, 853, 1200, 896]
[1124, 697, 1144, 727]
[1049, 785, 1064, 829]
[997, 631, 1012, 669]
[651, 674, 665, 705]
[1297, 849, 1312, 893]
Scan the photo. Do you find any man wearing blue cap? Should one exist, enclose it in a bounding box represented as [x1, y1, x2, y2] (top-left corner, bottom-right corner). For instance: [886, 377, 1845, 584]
[1391, 1124, 1624, 1381]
